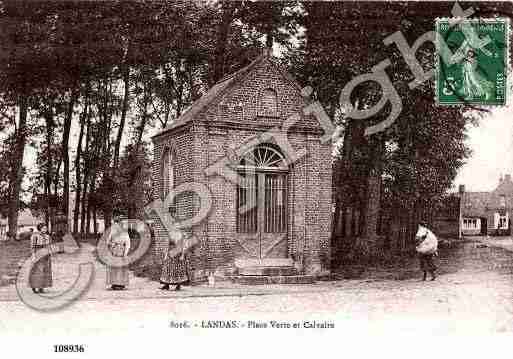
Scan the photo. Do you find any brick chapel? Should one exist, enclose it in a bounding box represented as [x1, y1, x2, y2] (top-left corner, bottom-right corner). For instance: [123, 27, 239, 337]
[149, 50, 332, 281]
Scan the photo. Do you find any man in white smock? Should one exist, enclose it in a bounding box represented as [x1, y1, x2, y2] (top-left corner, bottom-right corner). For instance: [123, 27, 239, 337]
[415, 220, 438, 281]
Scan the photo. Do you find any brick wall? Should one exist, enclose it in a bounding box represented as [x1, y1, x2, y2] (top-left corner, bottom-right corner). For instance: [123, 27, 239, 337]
[150, 127, 195, 264]
[151, 55, 332, 276]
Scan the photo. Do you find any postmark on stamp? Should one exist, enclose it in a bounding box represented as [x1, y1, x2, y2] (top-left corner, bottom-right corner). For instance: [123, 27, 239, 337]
[436, 17, 509, 106]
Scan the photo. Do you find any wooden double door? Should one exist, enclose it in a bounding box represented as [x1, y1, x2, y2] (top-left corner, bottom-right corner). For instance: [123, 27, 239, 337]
[236, 171, 288, 259]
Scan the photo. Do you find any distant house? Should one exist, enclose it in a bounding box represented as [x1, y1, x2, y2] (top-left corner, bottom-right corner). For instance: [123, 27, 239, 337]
[17, 209, 39, 233]
[0, 210, 39, 240]
[460, 174, 513, 236]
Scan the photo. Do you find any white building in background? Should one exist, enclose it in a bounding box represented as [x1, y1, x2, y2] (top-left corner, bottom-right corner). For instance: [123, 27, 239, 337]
[460, 174, 513, 236]
[17, 209, 39, 233]
[0, 209, 39, 241]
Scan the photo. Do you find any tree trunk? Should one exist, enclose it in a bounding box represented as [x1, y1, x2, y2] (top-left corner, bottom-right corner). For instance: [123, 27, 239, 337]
[266, 32, 273, 49]
[7, 94, 29, 239]
[86, 195, 92, 238]
[92, 207, 98, 235]
[43, 185, 50, 229]
[331, 118, 357, 258]
[331, 159, 343, 239]
[61, 92, 76, 229]
[211, 3, 236, 85]
[88, 177, 98, 236]
[113, 67, 130, 170]
[103, 67, 130, 228]
[102, 178, 113, 229]
[362, 170, 381, 242]
[44, 105, 55, 229]
[80, 177, 88, 239]
[53, 159, 62, 199]
[127, 84, 151, 221]
[73, 99, 89, 233]
[362, 136, 384, 252]
[79, 104, 94, 238]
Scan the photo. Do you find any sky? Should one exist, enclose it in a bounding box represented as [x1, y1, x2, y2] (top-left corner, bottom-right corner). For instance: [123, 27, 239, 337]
[453, 104, 513, 192]
[18, 35, 512, 196]
[20, 100, 512, 196]
[16, 22, 513, 198]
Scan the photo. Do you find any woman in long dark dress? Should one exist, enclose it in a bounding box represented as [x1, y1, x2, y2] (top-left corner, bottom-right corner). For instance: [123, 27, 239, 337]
[29, 223, 53, 293]
[159, 237, 189, 291]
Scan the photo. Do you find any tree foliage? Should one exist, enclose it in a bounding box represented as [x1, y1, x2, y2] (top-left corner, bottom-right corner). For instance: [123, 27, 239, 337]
[289, 1, 511, 255]
[0, 0, 507, 260]
[0, 0, 300, 235]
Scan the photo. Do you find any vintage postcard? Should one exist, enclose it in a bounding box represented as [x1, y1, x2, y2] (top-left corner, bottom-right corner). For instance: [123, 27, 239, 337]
[0, 1, 512, 358]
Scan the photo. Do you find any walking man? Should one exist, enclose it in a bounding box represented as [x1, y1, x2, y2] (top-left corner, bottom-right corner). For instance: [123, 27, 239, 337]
[415, 220, 438, 281]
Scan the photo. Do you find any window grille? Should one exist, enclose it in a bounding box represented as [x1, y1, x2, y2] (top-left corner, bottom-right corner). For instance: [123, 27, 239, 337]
[236, 144, 288, 234]
[237, 173, 258, 233]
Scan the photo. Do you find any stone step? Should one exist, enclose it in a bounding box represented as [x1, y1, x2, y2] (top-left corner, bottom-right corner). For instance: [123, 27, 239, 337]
[231, 275, 316, 285]
[234, 258, 294, 268]
[238, 266, 298, 276]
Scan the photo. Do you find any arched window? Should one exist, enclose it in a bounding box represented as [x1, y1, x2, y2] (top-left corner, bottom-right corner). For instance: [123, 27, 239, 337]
[238, 144, 287, 170]
[259, 88, 278, 117]
[162, 148, 175, 198]
[237, 144, 288, 235]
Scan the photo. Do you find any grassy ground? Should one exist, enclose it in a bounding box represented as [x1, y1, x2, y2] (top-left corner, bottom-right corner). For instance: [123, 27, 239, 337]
[3, 235, 511, 287]
[334, 237, 513, 280]
[0, 233, 101, 287]
[0, 239, 31, 286]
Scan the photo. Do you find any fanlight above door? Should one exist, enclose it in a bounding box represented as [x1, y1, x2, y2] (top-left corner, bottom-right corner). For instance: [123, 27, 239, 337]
[238, 144, 287, 171]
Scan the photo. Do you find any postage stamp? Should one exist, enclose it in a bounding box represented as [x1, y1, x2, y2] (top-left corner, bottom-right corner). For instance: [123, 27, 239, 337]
[436, 17, 510, 106]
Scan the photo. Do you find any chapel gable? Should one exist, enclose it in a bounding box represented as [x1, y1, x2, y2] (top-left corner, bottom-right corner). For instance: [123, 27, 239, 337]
[201, 54, 319, 130]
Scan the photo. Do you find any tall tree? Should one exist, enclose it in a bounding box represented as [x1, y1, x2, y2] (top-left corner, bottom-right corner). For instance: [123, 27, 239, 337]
[292, 1, 508, 259]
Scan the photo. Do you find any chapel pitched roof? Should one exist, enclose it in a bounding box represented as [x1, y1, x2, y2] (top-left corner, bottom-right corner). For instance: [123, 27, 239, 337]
[152, 49, 304, 139]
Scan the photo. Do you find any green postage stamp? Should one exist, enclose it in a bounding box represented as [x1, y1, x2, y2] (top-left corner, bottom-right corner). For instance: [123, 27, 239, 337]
[436, 18, 509, 106]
